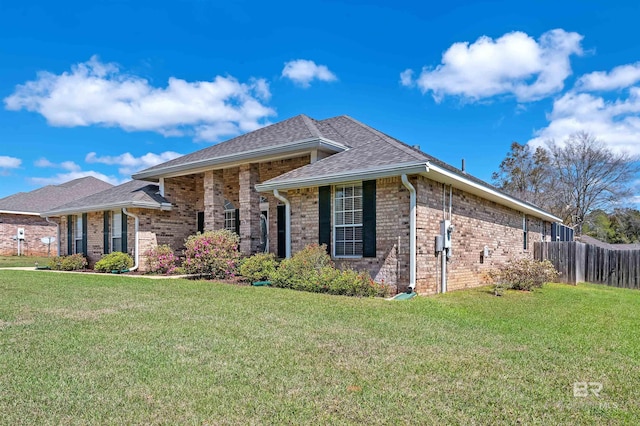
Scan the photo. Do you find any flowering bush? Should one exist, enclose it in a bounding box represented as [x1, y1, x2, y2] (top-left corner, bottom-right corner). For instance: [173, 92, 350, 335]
[239, 253, 278, 282]
[144, 244, 178, 275]
[270, 243, 389, 297]
[48, 254, 88, 271]
[182, 230, 240, 278]
[488, 258, 559, 295]
[94, 252, 133, 272]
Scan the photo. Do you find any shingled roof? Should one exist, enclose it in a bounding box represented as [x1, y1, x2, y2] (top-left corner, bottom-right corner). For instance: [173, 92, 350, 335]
[41, 180, 172, 216]
[131, 113, 561, 222]
[0, 176, 113, 215]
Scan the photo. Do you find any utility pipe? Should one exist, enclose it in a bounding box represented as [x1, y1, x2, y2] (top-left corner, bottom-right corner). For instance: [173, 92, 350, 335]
[122, 208, 139, 271]
[401, 174, 416, 291]
[272, 189, 291, 258]
[45, 216, 61, 256]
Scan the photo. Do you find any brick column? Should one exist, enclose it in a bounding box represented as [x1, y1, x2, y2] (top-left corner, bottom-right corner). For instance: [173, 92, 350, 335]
[204, 170, 225, 231]
[239, 163, 260, 254]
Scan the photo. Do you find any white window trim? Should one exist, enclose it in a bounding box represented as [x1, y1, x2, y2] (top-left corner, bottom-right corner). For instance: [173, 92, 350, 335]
[111, 210, 123, 253]
[74, 215, 83, 254]
[224, 199, 236, 233]
[332, 182, 363, 259]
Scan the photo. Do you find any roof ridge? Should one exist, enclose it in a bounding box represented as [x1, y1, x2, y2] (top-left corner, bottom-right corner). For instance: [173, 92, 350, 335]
[299, 114, 323, 138]
[336, 115, 428, 162]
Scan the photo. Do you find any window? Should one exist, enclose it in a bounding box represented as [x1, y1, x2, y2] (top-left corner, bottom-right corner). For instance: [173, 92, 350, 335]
[112, 210, 122, 252]
[523, 214, 528, 250]
[74, 215, 83, 254]
[224, 200, 236, 233]
[334, 183, 363, 257]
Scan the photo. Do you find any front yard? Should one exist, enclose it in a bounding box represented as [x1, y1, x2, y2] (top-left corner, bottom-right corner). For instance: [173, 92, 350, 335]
[0, 271, 638, 424]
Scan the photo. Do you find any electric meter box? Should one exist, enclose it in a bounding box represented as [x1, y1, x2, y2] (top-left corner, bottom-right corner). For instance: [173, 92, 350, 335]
[17, 228, 25, 240]
[440, 220, 452, 248]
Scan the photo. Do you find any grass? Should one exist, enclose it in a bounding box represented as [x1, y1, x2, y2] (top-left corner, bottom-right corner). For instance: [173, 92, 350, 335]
[1, 271, 639, 425]
[0, 255, 51, 268]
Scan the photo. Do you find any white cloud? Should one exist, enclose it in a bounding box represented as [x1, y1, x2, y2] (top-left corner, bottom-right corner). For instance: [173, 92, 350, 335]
[282, 59, 337, 88]
[85, 151, 182, 175]
[399, 69, 414, 87]
[34, 157, 81, 172]
[528, 89, 640, 155]
[4, 55, 276, 142]
[0, 156, 21, 169]
[576, 62, 640, 91]
[30, 171, 125, 186]
[402, 29, 583, 102]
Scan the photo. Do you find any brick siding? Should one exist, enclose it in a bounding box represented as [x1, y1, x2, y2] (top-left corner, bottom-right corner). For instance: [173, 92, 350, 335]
[0, 213, 59, 256]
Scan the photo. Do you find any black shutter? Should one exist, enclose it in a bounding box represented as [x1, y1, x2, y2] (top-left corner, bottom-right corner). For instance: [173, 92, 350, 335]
[82, 213, 88, 257]
[362, 180, 376, 257]
[277, 205, 286, 258]
[103, 211, 110, 254]
[67, 215, 73, 254]
[197, 211, 204, 233]
[551, 223, 557, 241]
[319, 185, 331, 254]
[234, 209, 240, 235]
[121, 211, 128, 253]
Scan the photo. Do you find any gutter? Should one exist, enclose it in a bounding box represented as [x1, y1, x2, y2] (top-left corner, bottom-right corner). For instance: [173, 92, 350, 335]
[401, 175, 417, 292]
[44, 216, 61, 256]
[256, 162, 430, 192]
[122, 208, 139, 272]
[42, 201, 172, 217]
[272, 190, 291, 258]
[426, 163, 562, 223]
[0, 210, 40, 216]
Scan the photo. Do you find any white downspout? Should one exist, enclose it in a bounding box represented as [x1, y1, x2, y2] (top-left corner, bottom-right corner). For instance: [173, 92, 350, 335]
[272, 189, 291, 258]
[401, 174, 416, 292]
[122, 208, 139, 271]
[45, 216, 60, 256]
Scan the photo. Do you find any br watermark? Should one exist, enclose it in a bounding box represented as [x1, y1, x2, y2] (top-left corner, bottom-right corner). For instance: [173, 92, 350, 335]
[573, 381, 603, 398]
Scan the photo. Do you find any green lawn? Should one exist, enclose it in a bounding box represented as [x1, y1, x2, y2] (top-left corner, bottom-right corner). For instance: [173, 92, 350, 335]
[0, 255, 51, 268]
[1, 271, 638, 425]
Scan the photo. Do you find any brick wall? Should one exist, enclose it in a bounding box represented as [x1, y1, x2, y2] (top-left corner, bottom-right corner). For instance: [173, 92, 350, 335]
[0, 213, 59, 256]
[286, 175, 546, 295]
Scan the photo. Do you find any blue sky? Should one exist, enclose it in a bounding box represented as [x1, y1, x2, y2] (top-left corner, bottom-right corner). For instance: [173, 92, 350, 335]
[1, 0, 639, 202]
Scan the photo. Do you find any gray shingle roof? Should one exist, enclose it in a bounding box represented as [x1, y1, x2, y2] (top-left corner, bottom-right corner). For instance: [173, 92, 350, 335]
[0, 176, 113, 214]
[42, 180, 170, 216]
[136, 114, 327, 176]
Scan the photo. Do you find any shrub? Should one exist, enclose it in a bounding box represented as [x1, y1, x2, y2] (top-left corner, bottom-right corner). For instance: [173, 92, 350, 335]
[270, 243, 389, 297]
[48, 254, 88, 271]
[94, 252, 134, 273]
[182, 230, 241, 279]
[239, 253, 278, 282]
[488, 258, 559, 294]
[144, 244, 178, 275]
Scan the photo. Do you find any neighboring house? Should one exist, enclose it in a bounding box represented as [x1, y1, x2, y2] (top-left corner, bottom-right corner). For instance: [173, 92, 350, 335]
[43, 114, 561, 294]
[0, 177, 113, 256]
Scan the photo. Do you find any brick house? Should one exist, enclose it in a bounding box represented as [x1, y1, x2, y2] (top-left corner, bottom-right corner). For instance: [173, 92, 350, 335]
[0, 177, 112, 256]
[43, 114, 560, 294]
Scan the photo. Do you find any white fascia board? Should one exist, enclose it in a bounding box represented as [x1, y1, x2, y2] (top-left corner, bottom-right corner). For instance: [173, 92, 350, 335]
[426, 163, 562, 222]
[255, 162, 430, 192]
[41, 201, 172, 217]
[0, 210, 40, 216]
[132, 137, 348, 180]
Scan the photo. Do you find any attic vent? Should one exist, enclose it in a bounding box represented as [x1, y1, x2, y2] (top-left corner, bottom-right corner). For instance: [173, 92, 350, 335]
[412, 145, 420, 150]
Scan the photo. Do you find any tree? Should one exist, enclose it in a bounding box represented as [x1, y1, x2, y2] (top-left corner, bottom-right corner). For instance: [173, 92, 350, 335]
[491, 142, 551, 207]
[546, 132, 639, 234]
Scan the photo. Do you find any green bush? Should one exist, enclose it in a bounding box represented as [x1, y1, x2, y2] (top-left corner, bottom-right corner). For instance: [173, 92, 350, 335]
[270, 243, 389, 297]
[182, 230, 241, 278]
[144, 244, 178, 274]
[94, 252, 134, 273]
[488, 258, 559, 295]
[48, 254, 88, 271]
[239, 253, 278, 282]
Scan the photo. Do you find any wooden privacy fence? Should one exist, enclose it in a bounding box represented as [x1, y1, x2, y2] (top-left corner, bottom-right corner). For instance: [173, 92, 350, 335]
[534, 241, 640, 289]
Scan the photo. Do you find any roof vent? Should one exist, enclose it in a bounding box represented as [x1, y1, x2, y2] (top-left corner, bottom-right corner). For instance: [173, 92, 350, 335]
[412, 145, 420, 150]
[461, 158, 466, 173]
